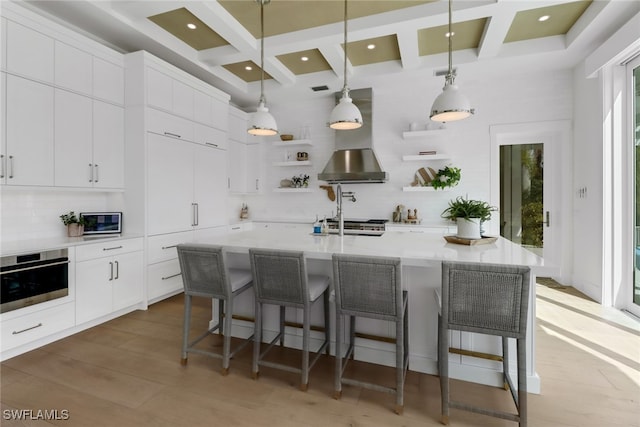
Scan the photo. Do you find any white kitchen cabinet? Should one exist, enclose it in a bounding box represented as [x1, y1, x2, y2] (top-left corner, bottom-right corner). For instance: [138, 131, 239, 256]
[54, 93, 124, 189]
[172, 78, 194, 119]
[147, 259, 183, 302]
[146, 66, 172, 111]
[54, 89, 92, 187]
[92, 100, 124, 189]
[75, 238, 143, 324]
[147, 132, 226, 235]
[194, 89, 213, 126]
[1, 17, 6, 70]
[228, 140, 247, 193]
[55, 41, 92, 95]
[6, 20, 54, 83]
[93, 57, 124, 105]
[1, 72, 5, 184]
[147, 107, 195, 142]
[194, 123, 227, 150]
[5, 74, 54, 186]
[246, 143, 262, 193]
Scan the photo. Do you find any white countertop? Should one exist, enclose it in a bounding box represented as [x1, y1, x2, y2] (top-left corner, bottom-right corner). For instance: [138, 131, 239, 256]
[201, 228, 545, 270]
[1, 233, 144, 256]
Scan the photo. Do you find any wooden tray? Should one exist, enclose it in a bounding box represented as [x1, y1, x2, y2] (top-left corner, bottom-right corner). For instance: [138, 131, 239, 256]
[444, 235, 497, 246]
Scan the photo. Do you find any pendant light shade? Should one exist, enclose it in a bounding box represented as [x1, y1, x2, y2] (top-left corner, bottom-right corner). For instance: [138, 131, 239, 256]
[430, 0, 473, 123]
[330, 0, 362, 130]
[248, 0, 278, 136]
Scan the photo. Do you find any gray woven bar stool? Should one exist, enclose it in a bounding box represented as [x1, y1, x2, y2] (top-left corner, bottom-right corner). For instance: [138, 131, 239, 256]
[437, 261, 531, 426]
[177, 243, 254, 375]
[249, 248, 330, 391]
[332, 254, 408, 415]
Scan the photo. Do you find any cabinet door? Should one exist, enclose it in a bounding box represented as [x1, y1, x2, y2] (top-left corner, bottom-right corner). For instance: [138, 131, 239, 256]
[172, 79, 194, 119]
[146, 67, 172, 111]
[93, 57, 124, 105]
[76, 257, 113, 324]
[147, 259, 183, 302]
[147, 133, 193, 235]
[193, 90, 213, 126]
[6, 21, 54, 83]
[5, 75, 54, 186]
[193, 144, 227, 229]
[194, 123, 227, 150]
[112, 251, 144, 312]
[54, 41, 92, 95]
[246, 143, 262, 193]
[54, 89, 92, 187]
[227, 140, 246, 193]
[1, 72, 6, 185]
[93, 101, 124, 189]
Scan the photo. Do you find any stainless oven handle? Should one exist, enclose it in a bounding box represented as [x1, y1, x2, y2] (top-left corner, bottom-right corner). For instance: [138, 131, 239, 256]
[0, 260, 70, 275]
[12, 323, 43, 335]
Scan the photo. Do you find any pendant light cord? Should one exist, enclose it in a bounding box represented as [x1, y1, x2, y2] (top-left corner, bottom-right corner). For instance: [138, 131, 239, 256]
[447, 0, 454, 85]
[342, 0, 349, 94]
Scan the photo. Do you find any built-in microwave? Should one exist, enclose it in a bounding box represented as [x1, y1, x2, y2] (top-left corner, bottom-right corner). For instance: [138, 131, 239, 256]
[80, 212, 122, 235]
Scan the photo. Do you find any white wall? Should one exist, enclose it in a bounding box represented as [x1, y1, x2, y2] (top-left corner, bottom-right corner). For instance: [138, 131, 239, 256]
[234, 68, 574, 242]
[572, 61, 605, 302]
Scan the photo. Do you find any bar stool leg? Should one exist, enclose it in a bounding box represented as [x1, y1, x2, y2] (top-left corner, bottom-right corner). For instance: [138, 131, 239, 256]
[334, 311, 343, 399]
[300, 306, 311, 391]
[181, 294, 192, 365]
[252, 300, 262, 379]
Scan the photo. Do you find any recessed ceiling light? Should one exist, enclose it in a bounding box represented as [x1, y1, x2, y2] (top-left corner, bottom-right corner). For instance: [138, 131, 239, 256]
[367, 44, 376, 50]
[245, 66, 253, 71]
[445, 31, 455, 38]
[538, 15, 550, 22]
[187, 23, 197, 30]
[301, 56, 309, 61]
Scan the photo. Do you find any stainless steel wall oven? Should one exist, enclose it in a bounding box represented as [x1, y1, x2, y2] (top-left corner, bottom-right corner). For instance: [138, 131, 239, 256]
[1, 249, 69, 314]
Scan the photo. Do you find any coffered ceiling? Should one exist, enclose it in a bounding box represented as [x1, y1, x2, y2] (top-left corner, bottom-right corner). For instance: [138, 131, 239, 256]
[21, 0, 639, 108]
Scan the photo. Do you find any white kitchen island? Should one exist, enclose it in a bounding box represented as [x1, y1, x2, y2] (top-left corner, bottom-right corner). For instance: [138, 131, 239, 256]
[199, 227, 545, 393]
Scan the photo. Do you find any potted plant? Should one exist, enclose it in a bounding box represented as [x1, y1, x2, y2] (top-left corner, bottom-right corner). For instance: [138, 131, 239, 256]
[441, 197, 497, 239]
[430, 165, 461, 190]
[60, 211, 85, 237]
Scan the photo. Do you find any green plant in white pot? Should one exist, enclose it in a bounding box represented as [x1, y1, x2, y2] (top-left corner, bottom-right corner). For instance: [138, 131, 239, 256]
[441, 197, 496, 239]
[60, 211, 85, 237]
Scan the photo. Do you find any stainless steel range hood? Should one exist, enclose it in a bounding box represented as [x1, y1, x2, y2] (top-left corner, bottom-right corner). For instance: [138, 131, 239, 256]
[318, 88, 388, 184]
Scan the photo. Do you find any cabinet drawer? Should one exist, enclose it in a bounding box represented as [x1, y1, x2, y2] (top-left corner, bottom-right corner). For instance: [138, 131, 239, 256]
[1, 302, 75, 351]
[147, 259, 183, 301]
[147, 108, 194, 142]
[147, 231, 193, 264]
[194, 123, 227, 150]
[76, 238, 143, 262]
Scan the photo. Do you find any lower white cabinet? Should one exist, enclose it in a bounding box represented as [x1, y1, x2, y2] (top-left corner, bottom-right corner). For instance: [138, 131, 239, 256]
[147, 259, 183, 302]
[1, 302, 75, 353]
[75, 238, 143, 324]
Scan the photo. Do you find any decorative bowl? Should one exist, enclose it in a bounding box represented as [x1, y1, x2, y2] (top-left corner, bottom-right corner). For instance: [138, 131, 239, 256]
[280, 134, 294, 141]
[280, 179, 293, 188]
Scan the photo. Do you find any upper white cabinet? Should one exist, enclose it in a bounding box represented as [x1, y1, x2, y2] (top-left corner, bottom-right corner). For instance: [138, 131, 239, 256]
[5, 75, 54, 186]
[227, 106, 262, 194]
[53, 93, 124, 189]
[194, 123, 227, 150]
[93, 57, 124, 105]
[55, 41, 92, 95]
[146, 67, 173, 111]
[6, 20, 54, 83]
[54, 89, 92, 187]
[1, 17, 7, 70]
[92, 101, 125, 189]
[172, 78, 194, 119]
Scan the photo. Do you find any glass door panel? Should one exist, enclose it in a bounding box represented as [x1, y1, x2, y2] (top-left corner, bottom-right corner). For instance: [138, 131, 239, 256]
[500, 144, 545, 257]
[633, 64, 640, 306]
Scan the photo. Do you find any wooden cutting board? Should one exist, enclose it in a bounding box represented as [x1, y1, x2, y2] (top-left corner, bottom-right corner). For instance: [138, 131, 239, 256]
[444, 235, 498, 245]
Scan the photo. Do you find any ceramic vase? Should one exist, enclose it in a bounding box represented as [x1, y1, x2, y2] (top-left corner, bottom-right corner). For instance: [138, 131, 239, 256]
[67, 223, 84, 237]
[456, 218, 481, 239]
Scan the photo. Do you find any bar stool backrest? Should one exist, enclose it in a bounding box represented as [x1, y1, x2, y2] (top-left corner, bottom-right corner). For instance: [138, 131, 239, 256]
[441, 262, 531, 339]
[177, 244, 229, 299]
[249, 249, 308, 308]
[332, 254, 402, 321]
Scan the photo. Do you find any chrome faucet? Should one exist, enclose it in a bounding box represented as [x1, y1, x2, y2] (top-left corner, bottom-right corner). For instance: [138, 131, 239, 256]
[336, 183, 356, 236]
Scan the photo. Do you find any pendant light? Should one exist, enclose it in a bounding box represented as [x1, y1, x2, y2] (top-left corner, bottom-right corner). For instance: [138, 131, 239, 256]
[329, 0, 362, 130]
[429, 0, 474, 122]
[248, 0, 278, 136]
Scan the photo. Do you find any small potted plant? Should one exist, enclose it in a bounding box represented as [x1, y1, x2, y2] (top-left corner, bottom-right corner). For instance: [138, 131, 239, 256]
[441, 197, 496, 239]
[430, 165, 461, 190]
[60, 211, 85, 237]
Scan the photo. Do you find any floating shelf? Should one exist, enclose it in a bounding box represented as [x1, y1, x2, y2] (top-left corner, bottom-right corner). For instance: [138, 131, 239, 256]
[272, 160, 312, 166]
[273, 187, 314, 193]
[402, 128, 446, 139]
[402, 154, 451, 161]
[273, 139, 313, 147]
[402, 186, 450, 192]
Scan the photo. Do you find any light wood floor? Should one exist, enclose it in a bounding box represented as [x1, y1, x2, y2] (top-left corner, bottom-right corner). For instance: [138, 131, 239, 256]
[2, 281, 639, 426]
